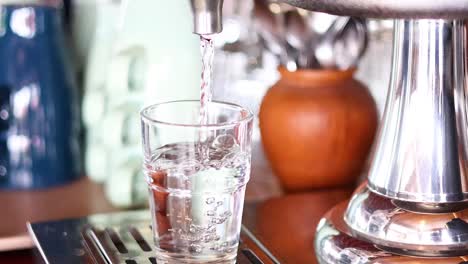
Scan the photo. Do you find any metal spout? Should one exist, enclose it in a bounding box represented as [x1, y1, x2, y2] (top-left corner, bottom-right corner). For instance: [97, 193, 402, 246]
[189, 0, 224, 35]
[367, 19, 468, 211]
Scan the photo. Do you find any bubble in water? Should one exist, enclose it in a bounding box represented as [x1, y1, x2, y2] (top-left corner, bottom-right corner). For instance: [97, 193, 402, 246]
[208, 160, 223, 169]
[180, 160, 201, 176]
[217, 201, 223, 206]
[221, 151, 249, 169]
[206, 197, 215, 204]
[211, 134, 238, 150]
[189, 224, 206, 234]
[189, 244, 203, 253]
[221, 152, 237, 168]
[235, 165, 246, 177]
[204, 235, 212, 242]
[182, 234, 203, 242]
[211, 217, 227, 225]
[221, 211, 232, 218]
[206, 210, 215, 216]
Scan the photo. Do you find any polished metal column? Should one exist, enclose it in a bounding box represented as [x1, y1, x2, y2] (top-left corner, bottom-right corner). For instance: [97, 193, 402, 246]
[367, 19, 468, 211]
[189, 0, 224, 35]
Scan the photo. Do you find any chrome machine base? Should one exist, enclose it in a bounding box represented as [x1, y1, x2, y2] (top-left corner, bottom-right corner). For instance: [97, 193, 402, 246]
[315, 201, 468, 263]
[341, 186, 468, 258]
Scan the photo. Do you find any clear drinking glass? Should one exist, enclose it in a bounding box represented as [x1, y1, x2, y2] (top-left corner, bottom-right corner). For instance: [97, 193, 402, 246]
[140, 100, 254, 263]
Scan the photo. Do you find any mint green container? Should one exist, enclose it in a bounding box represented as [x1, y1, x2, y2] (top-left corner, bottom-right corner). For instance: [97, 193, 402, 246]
[81, 0, 201, 207]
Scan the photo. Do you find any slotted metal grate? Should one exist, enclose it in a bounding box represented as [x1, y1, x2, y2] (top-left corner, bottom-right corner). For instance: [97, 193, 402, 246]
[28, 210, 278, 264]
[82, 222, 266, 264]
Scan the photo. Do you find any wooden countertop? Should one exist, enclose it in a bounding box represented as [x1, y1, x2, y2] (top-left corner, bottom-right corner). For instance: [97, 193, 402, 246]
[244, 189, 353, 264]
[0, 177, 118, 251]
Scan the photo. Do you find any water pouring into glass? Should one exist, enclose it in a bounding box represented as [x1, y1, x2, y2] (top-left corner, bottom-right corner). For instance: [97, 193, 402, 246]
[140, 1, 254, 263]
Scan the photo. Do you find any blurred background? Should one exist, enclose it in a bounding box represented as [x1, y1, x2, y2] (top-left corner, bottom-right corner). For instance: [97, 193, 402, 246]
[0, 0, 393, 255]
[74, 0, 393, 207]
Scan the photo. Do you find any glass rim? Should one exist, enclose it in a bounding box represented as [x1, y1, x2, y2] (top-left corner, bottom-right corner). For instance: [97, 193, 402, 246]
[140, 100, 254, 129]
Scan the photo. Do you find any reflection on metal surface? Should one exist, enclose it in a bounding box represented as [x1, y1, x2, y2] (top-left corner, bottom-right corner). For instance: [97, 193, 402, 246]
[28, 210, 278, 264]
[284, 0, 468, 19]
[344, 186, 468, 257]
[189, 0, 224, 35]
[316, 201, 468, 263]
[315, 201, 391, 264]
[366, 19, 468, 208]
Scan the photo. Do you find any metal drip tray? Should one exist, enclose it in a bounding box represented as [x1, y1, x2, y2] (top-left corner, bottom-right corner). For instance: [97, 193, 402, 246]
[27, 210, 279, 264]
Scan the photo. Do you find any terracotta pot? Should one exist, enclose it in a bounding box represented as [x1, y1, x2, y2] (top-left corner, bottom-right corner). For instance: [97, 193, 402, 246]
[259, 67, 378, 192]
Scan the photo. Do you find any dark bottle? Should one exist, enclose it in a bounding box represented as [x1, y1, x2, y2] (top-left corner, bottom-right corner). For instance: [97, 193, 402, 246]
[0, 2, 81, 189]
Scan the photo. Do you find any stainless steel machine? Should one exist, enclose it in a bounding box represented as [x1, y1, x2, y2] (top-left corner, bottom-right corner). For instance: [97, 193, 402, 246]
[315, 18, 468, 263]
[189, 0, 468, 262]
[287, 1, 468, 263]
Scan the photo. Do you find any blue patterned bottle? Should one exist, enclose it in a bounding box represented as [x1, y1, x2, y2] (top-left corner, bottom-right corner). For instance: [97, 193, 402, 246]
[0, 1, 81, 189]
